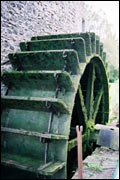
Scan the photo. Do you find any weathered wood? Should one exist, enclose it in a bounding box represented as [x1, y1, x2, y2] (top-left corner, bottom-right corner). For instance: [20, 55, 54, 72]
[1, 31, 109, 179]
[2, 70, 75, 92]
[1, 155, 65, 176]
[93, 87, 103, 121]
[102, 52, 106, 62]
[31, 32, 91, 57]
[39, 161, 65, 176]
[89, 33, 96, 54]
[20, 37, 86, 62]
[100, 42, 103, 57]
[8, 50, 80, 75]
[2, 95, 70, 114]
[85, 63, 95, 120]
[1, 127, 68, 140]
[96, 35, 100, 55]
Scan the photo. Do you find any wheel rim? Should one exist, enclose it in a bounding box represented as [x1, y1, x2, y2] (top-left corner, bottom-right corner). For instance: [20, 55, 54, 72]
[80, 56, 109, 131]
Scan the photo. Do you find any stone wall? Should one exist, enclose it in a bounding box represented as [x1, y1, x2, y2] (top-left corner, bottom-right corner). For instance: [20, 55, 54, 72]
[1, 1, 86, 94]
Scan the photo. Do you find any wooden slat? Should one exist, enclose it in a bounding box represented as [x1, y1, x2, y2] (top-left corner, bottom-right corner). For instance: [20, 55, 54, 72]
[20, 38, 86, 62]
[39, 161, 65, 176]
[1, 127, 68, 140]
[2, 95, 70, 114]
[8, 50, 80, 75]
[2, 70, 75, 92]
[1, 154, 65, 176]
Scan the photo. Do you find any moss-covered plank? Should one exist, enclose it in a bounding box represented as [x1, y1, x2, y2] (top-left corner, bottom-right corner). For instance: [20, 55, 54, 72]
[1, 152, 65, 176]
[8, 50, 80, 75]
[2, 131, 68, 163]
[1, 133, 46, 161]
[31, 32, 81, 40]
[2, 96, 70, 114]
[79, 33, 92, 56]
[31, 32, 82, 41]
[39, 161, 65, 176]
[100, 42, 103, 57]
[2, 70, 75, 93]
[96, 35, 100, 55]
[31, 33, 92, 57]
[1, 109, 52, 134]
[1, 127, 68, 140]
[20, 38, 86, 62]
[89, 33, 96, 54]
[1, 152, 43, 172]
[102, 52, 106, 62]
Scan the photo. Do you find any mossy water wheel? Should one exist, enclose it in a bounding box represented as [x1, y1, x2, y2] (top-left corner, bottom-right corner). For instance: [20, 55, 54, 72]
[1, 32, 109, 179]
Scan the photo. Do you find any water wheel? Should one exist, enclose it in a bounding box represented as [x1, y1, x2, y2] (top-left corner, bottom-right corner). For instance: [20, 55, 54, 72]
[1, 32, 109, 179]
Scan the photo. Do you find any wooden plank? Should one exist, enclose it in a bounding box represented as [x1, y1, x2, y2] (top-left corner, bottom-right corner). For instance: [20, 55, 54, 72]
[1, 127, 68, 140]
[2, 70, 75, 92]
[1, 152, 43, 173]
[20, 38, 86, 62]
[2, 96, 70, 114]
[1, 153, 65, 176]
[100, 42, 103, 57]
[96, 35, 100, 55]
[89, 33, 96, 54]
[31, 32, 91, 57]
[39, 161, 65, 176]
[8, 50, 80, 75]
[102, 52, 106, 62]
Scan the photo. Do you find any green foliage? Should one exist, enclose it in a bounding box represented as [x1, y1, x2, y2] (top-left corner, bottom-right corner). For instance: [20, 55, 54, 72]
[107, 116, 117, 125]
[87, 163, 104, 171]
[85, 3, 119, 69]
[108, 64, 119, 83]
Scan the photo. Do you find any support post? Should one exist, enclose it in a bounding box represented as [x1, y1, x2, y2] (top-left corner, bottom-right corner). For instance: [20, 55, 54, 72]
[76, 125, 83, 179]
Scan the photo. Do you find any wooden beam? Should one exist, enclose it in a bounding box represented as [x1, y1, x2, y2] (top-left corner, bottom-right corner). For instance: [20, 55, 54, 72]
[1, 127, 68, 140]
[68, 134, 88, 151]
[1, 155, 65, 176]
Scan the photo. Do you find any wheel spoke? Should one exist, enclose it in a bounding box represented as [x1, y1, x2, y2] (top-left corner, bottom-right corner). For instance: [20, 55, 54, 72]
[92, 87, 103, 121]
[78, 84, 88, 125]
[85, 63, 95, 120]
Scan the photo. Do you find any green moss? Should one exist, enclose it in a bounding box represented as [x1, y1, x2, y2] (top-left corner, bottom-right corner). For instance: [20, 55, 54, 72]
[87, 163, 104, 171]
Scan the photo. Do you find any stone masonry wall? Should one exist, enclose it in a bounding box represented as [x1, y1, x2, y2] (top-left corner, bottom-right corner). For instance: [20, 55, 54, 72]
[1, 1, 86, 94]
